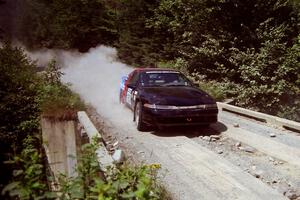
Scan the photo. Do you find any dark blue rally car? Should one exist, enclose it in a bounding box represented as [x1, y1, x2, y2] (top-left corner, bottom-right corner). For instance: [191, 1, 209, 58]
[120, 68, 218, 131]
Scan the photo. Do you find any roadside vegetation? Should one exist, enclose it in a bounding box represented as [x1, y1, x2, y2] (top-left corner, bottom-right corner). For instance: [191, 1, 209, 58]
[0, 43, 166, 199]
[0, 43, 42, 198]
[3, 137, 165, 200]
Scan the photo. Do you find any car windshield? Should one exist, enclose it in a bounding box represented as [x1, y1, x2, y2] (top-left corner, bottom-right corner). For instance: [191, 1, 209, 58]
[140, 71, 192, 87]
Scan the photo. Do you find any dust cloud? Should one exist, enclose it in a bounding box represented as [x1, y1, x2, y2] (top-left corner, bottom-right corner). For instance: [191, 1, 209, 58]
[60, 46, 134, 126]
[23, 45, 136, 129]
[26, 48, 67, 67]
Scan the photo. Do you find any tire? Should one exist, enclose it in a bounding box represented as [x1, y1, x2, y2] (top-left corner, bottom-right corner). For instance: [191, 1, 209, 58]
[134, 102, 147, 131]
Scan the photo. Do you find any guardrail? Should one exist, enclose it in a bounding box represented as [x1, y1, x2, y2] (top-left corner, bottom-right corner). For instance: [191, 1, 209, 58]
[217, 102, 300, 132]
[77, 111, 114, 171]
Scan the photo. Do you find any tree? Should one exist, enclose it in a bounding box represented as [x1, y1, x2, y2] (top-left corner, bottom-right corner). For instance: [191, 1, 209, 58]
[0, 43, 40, 195]
[17, 0, 117, 51]
[116, 0, 165, 66]
[0, 43, 39, 144]
[148, 0, 299, 120]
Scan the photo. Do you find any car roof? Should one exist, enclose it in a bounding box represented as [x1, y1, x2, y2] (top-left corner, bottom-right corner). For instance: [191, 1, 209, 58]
[134, 68, 180, 73]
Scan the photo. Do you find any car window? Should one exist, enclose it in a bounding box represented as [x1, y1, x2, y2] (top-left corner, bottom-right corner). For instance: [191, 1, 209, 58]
[141, 72, 192, 87]
[127, 71, 139, 86]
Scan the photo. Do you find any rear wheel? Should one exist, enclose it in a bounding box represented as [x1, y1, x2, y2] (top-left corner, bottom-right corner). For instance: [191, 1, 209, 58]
[134, 102, 147, 131]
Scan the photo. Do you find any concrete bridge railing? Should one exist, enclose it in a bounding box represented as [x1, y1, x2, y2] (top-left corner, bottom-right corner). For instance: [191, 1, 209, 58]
[217, 102, 300, 132]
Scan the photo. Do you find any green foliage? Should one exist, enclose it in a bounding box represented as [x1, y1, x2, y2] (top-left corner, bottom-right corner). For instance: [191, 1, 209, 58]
[18, 0, 117, 51]
[116, 0, 167, 66]
[90, 163, 163, 200]
[1, 135, 51, 199]
[57, 139, 165, 200]
[0, 42, 40, 145]
[159, 58, 189, 74]
[37, 60, 85, 119]
[229, 27, 300, 119]
[148, 0, 300, 121]
[57, 140, 100, 200]
[189, 73, 238, 102]
[112, 164, 163, 200]
[150, 0, 299, 77]
[3, 135, 166, 200]
[0, 44, 84, 196]
[0, 42, 42, 198]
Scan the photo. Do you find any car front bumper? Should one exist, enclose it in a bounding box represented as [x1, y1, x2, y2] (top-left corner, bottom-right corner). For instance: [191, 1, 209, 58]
[142, 107, 218, 127]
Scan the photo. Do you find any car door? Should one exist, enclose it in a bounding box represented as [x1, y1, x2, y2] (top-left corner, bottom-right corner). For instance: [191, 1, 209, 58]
[125, 71, 140, 110]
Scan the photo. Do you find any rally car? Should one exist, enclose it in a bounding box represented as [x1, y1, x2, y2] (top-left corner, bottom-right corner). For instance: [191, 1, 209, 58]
[119, 68, 218, 131]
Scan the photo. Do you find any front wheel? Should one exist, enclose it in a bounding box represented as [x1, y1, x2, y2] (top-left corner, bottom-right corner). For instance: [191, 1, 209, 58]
[134, 102, 147, 131]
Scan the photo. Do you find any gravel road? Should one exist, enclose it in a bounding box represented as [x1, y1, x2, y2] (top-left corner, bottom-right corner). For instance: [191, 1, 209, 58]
[61, 46, 300, 200]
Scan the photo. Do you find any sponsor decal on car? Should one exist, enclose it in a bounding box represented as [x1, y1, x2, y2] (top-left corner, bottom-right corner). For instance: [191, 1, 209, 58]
[126, 88, 132, 105]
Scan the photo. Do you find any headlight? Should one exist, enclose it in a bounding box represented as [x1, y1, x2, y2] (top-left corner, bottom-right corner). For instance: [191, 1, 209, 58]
[144, 104, 177, 109]
[143, 103, 217, 110]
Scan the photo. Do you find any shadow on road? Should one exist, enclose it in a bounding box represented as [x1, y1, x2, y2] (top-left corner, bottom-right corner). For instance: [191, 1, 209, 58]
[151, 122, 227, 138]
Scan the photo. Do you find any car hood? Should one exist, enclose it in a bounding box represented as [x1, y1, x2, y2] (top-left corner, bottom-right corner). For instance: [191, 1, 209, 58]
[140, 86, 216, 106]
